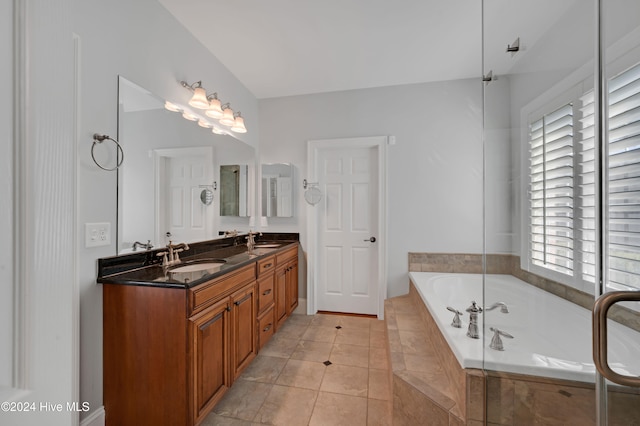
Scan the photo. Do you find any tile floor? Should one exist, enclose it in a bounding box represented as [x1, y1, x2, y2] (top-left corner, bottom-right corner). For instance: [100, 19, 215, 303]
[203, 313, 392, 426]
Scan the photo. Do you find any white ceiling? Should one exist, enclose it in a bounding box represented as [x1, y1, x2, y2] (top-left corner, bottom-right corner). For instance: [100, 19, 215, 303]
[158, 0, 577, 100]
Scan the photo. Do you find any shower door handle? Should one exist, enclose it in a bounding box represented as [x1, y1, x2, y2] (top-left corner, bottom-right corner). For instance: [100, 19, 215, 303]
[592, 290, 640, 387]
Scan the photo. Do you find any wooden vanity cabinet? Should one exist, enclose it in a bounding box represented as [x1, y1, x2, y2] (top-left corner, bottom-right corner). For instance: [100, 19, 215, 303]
[102, 243, 298, 426]
[104, 263, 257, 426]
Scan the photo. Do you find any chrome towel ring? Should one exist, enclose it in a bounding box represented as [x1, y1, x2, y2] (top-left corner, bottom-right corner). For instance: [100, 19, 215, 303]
[91, 133, 124, 171]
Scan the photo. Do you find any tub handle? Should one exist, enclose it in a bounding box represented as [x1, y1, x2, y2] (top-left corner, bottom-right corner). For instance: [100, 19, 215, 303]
[489, 327, 514, 351]
[446, 307, 463, 328]
[593, 290, 640, 387]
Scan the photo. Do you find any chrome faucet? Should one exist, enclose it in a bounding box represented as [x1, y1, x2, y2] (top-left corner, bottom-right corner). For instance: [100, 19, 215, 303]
[485, 301, 509, 313]
[132, 240, 153, 251]
[466, 301, 483, 339]
[245, 230, 262, 254]
[157, 241, 190, 267]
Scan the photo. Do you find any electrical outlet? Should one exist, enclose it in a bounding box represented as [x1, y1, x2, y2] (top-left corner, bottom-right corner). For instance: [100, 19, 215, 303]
[85, 222, 111, 248]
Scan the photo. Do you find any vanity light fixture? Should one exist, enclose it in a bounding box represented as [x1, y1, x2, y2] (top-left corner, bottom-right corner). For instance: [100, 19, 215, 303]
[179, 80, 248, 133]
[205, 93, 224, 119]
[219, 103, 235, 126]
[231, 112, 247, 133]
[180, 80, 210, 109]
[164, 101, 182, 112]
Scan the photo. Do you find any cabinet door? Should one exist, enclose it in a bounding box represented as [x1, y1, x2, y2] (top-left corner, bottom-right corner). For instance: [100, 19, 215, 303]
[287, 259, 299, 314]
[189, 298, 230, 424]
[275, 266, 288, 328]
[230, 284, 257, 380]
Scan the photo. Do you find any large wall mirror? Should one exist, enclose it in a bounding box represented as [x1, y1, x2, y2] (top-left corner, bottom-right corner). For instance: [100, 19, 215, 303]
[261, 163, 293, 217]
[117, 76, 255, 253]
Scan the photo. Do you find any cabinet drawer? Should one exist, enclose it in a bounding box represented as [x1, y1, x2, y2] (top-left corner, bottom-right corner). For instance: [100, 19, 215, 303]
[257, 306, 275, 351]
[276, 244, 298, 266]
[257, 255, 276, 276]
[189, 264, 256, 314]
[257, 274, 275, 313]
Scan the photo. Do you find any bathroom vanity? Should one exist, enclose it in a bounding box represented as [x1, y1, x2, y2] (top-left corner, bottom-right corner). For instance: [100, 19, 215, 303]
[97, 234, 299, 426]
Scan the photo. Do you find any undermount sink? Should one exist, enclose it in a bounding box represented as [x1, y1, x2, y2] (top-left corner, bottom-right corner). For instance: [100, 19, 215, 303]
[253, 243, 282, 248]
[167, 259, 226, 273]
[249, 247, 278, 256]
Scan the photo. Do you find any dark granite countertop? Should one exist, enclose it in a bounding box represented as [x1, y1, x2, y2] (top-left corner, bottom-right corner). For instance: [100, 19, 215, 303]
[96, 233, 299, 289]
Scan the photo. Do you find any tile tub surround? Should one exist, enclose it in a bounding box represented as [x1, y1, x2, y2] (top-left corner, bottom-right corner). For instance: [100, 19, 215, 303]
[408, 252, 640, 333]
[386, 290, 485, 425]
[486, 371, 640, 425]
[203, 313, 392, 425]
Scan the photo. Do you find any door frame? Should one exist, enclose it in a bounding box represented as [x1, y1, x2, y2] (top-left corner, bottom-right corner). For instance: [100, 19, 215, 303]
[306, 136, 388, 319]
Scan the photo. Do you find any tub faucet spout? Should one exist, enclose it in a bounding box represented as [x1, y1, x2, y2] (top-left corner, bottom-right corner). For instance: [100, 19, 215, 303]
[466, 301, 483, 339]
[486, 302, 509, 314]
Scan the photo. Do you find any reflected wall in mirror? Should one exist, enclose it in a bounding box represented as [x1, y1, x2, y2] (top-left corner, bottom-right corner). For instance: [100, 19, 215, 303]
[117, 76, 256, 253]
[261, 163, 293, 217]
[220, 164, 250, 217]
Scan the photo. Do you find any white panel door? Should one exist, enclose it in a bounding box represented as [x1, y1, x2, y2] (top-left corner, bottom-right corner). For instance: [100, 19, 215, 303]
[317, 146, 379, 314]
[164, 155, 213, 244]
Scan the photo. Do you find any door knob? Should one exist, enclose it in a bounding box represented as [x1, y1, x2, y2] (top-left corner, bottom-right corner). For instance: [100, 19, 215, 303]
[364, 237, 376, 243]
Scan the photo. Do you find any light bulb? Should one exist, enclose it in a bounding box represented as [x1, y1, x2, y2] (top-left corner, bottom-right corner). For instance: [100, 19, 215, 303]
[206, 97, 223, 119]
[188, 86, 209, 109]
[182, 111, 198, 121]
[164, 101, 182, 112]
[231, 114, 247, 133]
[219, 105, 235, 126]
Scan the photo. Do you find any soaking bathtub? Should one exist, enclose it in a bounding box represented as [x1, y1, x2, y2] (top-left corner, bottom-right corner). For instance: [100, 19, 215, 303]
[409, 272, 640, 383]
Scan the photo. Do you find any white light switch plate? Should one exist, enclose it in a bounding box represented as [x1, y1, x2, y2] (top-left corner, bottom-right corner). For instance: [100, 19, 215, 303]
[85, 222, 111, 248]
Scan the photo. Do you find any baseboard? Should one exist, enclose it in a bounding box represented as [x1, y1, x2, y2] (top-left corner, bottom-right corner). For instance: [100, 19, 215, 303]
[293, 298, 307, 315]
[80, 406, 105, 426]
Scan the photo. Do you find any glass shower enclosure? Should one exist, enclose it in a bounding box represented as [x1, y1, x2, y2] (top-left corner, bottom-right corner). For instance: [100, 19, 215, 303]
[482, 0, 640, 424]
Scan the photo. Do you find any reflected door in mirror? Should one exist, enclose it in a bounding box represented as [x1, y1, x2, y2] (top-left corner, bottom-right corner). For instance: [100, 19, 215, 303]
[220, 165, 249, 217]
[261, 163, 293, 217]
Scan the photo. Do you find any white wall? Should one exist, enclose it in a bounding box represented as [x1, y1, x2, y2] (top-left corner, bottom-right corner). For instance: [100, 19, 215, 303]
[70, 0, 258, 421]
[259, 79, 484, 297]
[1, 0, 13, 390]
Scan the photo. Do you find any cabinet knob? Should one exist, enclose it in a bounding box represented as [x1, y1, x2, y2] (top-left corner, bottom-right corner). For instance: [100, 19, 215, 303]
[263, 323, 272, 332]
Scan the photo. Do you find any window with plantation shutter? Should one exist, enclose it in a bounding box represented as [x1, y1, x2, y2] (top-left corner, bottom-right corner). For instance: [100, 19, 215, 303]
[528, 61, 640, 291]
[607, 62, 640, 290]
[529, 104, 575, 277]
